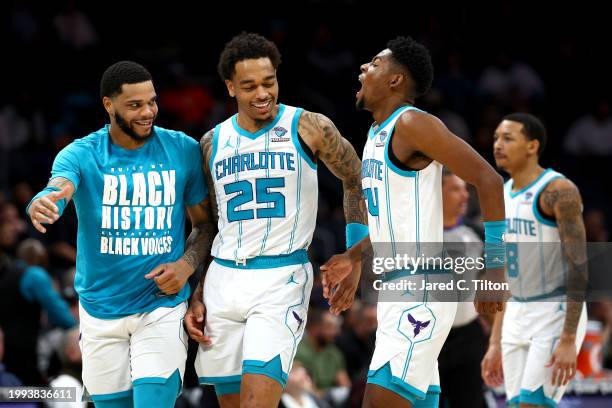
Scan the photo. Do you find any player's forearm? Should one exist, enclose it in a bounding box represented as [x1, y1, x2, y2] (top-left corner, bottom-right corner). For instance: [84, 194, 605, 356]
[181, 222, 216, 272]
[474, 172, 505, 221]
[342, 177, 368, 225]
[560, 227, 588, 339]
[488, 306, 505, 346]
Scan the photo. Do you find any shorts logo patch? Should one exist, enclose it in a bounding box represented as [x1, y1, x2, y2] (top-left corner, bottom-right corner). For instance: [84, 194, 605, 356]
[408, 313, 430, 337]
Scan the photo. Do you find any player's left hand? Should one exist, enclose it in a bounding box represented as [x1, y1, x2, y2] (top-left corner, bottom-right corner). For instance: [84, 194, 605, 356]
[328, 263, 362, 315]
[320, 252, 355, 299]
[145, 259, 194, 295]
[546, 337, 578, 386]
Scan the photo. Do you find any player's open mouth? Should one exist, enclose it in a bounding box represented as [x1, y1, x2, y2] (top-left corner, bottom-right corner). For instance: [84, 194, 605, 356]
[134, 120, 152, 129]
[252, 100, 272, 113]
[494, 153, 507, 160]
[356, 75, 364, 98]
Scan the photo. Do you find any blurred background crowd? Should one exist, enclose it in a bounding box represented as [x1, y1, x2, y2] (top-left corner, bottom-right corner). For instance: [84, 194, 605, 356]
[1, 1, 611, 407]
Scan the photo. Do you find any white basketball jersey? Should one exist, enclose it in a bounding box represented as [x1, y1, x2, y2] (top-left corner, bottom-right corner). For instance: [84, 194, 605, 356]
[504, 168, 566, 300]
[361, 106, 443, 262]
[209, 104, 318, 260]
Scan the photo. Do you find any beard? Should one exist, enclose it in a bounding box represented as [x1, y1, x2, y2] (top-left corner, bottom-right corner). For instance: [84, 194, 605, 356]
[115, 111, 153, 142]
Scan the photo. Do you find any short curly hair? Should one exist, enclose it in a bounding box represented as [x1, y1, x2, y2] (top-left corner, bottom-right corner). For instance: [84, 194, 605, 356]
[217, 32, 282, 81]
[387, 36, 433, 98]
[100, 61, 152, 99]
[504, 113, 547, 156]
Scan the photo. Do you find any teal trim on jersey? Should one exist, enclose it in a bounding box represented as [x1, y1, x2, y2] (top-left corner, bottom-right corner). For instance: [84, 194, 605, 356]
[291, 108, 317, 170]
[413, 389, 440, 408]
[519, 386, 557, 407]
[384, 129, 417, 177]
[284, 264, 309, 362]
[231, 104, 286, 139]
[214, 381, 241, 396]
[209, 124, 221, 175]
[381, 268, 450, 282]
[532, 174, 565, 226]
[508, 168, 553, 198]
[371, 105, 421, 136]
[133, 370, 181, 406]
[214, 249, 309, 269]
[259, 131, 272, 255]
[243, 355, 289, 387]
[90, 389, 133, 402]
[198, 374, 242, 385]
[506, 396, 520, 407]
[511, 285, 566, 302]
[367, 362, 442, 403]
[234, 133, 243, 260]
[287, 152, 302, 253]
[384, 167, 397, 257]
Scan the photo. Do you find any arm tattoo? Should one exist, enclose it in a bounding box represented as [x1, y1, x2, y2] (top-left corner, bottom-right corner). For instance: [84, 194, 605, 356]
[300, 111, 367, 225]
[200, 129, 220, 220]
[541, 183, 587, 337]
[182, 198, 217, 271]
[187, 130, 221, 295]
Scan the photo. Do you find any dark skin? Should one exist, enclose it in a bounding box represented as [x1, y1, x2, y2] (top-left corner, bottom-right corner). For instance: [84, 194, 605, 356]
[322, 49, 505, 314]
[27, 80, 212, 296]
[185, 57, 366, 408]
[485, 120, 587, 396]
[321, 48, 506, 408]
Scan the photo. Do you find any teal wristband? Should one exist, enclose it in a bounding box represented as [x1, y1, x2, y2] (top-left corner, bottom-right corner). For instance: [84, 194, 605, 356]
[346, 223, 369, 249]
[484, 220, 506, 268]
[26, 186, 67, 218]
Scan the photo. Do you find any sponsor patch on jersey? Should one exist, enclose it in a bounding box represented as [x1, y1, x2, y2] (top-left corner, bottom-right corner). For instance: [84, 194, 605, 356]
[376, 130, 388, 147]
[271, 126, 289, 142]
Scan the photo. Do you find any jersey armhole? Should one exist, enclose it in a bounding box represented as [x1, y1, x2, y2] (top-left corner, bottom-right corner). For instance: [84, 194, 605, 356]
[533, 175, 565, 226]
[208, 124, 221, 175]
[291, 108, 317, 170]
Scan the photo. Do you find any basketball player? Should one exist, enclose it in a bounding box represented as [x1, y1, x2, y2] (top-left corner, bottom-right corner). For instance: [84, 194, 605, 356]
[482, 113, 587, 408]
[321, 36, 506, 408]
[184, 33, 366, 408]
[26, 61, 212, 408]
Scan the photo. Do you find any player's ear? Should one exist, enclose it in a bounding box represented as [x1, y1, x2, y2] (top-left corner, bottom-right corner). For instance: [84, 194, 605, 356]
[225, 79, 236, 98]
[527, 139, 540, 156]
[389, 73, 407, 91]
[102, 96, 113, 115]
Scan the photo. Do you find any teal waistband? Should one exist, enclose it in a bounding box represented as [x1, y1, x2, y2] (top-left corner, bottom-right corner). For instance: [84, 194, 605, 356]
[381, 267, 451, 282]
[511, 286, 566, 302]
[214, 249, 309, 269]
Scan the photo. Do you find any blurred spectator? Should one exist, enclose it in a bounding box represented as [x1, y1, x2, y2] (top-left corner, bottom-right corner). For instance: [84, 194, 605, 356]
[336, 302, 376, 382]
[438, 169, 487, 408]
[47, 328, 86, 408]
[0, 325, 22, 386]
[280, 362, 330, 408]
[564, 99, 612, 156]
[478, 51, 544, 108]
[295, 309, 351, 396]
[53, 3, 98, 50]
[584, 209, 609, 242]
[0, 240, 76, 385]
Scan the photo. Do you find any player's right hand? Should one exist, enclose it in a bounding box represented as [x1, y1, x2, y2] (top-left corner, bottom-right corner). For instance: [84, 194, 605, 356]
[320, 252, 355, 299]
[481, 344, 504, 387]
[27, 186, 71, 233]
[185, 297, 212, 345]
